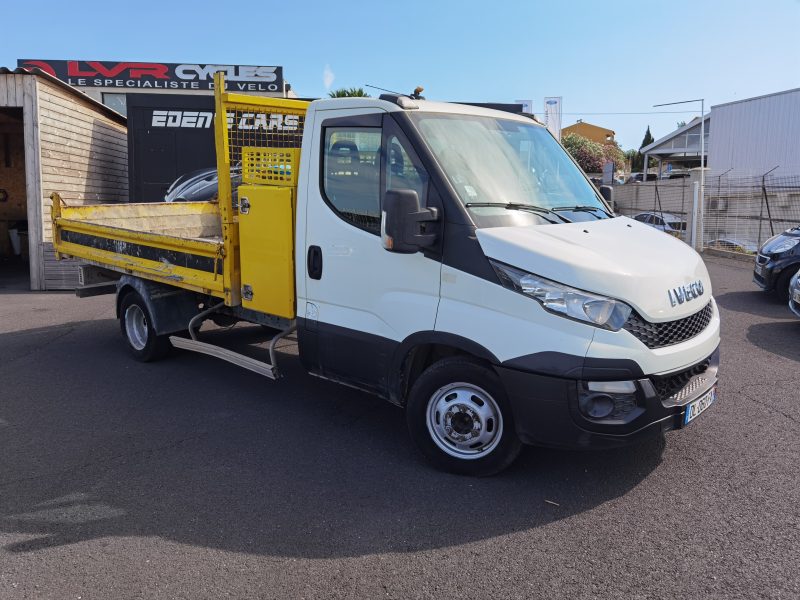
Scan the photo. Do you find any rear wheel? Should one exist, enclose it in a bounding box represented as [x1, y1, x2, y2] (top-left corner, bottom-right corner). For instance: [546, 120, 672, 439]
[406, 357, 522, 476]
[119, 292, 171, 362]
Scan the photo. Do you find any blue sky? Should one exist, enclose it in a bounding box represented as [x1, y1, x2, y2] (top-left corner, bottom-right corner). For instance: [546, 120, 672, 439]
[3, 0, 799, 149]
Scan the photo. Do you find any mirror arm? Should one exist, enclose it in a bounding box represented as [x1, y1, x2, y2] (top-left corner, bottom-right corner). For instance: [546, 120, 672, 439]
[408, 207, 439, 246]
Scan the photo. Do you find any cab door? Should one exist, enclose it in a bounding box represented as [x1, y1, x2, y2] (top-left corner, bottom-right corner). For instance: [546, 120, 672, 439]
[298, 109, 441, 394]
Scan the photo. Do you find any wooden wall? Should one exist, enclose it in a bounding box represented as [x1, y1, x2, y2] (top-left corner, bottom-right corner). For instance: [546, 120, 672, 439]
[36, 78, 128, 289]
[37, 77, 128, 238]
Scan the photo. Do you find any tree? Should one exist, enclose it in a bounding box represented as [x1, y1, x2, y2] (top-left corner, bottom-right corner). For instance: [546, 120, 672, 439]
[624, 149, 638, 170]
[328, 87, 370, 98]
[603, 141, 626, 171]
[562, 133, 604, 173]
[628, 126, 656, 172]
[562, 133, 625, 174]
[676, 120, 687, 129]
[639, 126, 654, 150]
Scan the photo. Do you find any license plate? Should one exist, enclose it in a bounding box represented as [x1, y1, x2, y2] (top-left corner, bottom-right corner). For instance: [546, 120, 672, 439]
[684, 387, 716, 425]
[754, 264, 764, 276]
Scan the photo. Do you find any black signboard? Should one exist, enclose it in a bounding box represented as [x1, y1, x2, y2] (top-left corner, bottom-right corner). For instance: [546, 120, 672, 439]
[17, 59, 283, 93]
[125, 94, 525, 203]
[126, 94, 217, 202]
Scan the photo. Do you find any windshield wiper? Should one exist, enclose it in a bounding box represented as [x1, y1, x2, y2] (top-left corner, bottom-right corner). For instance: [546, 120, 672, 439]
[464, 202, 571, 224]
[551, 205, 613, 218]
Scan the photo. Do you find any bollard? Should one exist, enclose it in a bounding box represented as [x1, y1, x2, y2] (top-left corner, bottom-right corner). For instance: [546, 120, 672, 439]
[691, 182, 700, 251]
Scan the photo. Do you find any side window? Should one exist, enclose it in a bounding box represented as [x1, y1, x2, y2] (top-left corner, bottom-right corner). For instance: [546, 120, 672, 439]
[322, 127, 382, 233]
[385, 134, 428, 204]
[635, 214, 649, 223]
[653, 216, 664, 226]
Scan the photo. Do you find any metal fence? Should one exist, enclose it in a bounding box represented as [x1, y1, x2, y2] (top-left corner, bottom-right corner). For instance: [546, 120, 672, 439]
[611, 179, 694, 244]
[702, 173, 800, 254]
[611, 174, 800, 255]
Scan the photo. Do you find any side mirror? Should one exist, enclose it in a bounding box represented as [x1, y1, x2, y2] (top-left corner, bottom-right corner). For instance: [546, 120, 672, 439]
[599, 185, 614, 211]
[382, 189, 439, 253]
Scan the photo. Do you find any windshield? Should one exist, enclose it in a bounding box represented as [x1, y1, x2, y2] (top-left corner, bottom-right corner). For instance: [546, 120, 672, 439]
[409, 112, 611, 227]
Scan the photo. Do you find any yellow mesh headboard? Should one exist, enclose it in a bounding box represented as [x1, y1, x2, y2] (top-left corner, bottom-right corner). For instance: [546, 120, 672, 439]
[241, 147, 301, 187]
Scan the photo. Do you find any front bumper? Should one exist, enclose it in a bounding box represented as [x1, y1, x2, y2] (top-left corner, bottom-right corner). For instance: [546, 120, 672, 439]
[753, 254, 798, 291]
[496, 347, 720, 449]
[753, 255, 776, 290]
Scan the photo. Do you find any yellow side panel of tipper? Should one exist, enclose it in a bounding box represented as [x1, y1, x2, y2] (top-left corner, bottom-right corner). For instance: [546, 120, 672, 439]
[237, 184, 296, 319]
[51, 194, 226, 298]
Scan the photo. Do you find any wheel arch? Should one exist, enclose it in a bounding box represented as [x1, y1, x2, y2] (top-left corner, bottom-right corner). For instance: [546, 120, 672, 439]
[388, 331, 500, 406]
[115, 275, 200, 335]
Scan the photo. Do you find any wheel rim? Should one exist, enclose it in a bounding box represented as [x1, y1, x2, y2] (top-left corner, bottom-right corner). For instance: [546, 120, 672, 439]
[426, 382, 504, 460]
[124, 304, 149, 351]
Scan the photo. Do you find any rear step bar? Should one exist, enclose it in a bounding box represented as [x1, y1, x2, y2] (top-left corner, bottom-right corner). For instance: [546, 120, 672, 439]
[170, 301, 297, 379]
[169, 336, 281, 379]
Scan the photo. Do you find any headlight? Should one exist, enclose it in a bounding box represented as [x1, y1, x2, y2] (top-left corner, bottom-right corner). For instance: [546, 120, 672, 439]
[490, 260, 632, 330]
[762, 236, 800, 255]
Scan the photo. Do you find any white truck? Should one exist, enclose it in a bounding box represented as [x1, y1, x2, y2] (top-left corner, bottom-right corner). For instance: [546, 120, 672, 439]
[53, 79, 720, 475]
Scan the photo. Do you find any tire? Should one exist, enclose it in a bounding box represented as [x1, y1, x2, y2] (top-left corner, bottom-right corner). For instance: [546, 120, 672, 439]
[775, 266, 799, 302]
[119, 291, 172, 362]
[406, 357, 522, 476]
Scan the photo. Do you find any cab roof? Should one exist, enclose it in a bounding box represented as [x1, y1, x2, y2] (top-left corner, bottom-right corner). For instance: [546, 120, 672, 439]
[309, 96, 541, 125]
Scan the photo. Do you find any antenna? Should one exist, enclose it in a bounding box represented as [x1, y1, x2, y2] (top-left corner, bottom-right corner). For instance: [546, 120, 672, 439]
[365, 83, 403, 95]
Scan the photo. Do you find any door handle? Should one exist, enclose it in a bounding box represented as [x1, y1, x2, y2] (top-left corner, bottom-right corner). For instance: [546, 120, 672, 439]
[307, 245, 323, 280]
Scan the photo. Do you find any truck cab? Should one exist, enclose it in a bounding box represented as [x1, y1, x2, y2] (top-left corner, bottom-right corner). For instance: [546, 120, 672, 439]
[52, 83, 720, 476]
[291, 95, 719, 474]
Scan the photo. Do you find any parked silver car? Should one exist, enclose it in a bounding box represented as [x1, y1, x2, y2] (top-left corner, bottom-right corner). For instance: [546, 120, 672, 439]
[789, 269, 800, 318]
[164, 165, 242, 203]
[633, 211, 687, 237]
[707, 238, 758, 254]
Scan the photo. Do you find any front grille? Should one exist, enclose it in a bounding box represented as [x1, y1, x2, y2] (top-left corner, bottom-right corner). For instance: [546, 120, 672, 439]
[651, 357, 711, 403]
[623, 301, 714, 349]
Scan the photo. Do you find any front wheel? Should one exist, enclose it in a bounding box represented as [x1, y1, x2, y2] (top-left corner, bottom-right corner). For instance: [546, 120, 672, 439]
[406, 357, 522, 476]
[119, 292, 172, 362]
[776, 266, 799, 302]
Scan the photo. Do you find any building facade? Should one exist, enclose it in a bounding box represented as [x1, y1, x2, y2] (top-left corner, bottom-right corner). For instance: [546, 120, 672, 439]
[707, 88, 800, 177]
[561, 120, 615, 144]
[639, 115, 710, 177]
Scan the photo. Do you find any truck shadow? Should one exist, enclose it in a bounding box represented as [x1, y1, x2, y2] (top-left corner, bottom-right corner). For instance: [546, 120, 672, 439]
[714, 290, 795, 319]
[746, 321, 800, 363]
[0, 319, 664, 559]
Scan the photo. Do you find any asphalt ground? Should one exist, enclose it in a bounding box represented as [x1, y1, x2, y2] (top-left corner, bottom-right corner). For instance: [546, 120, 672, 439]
[0, 255, 798, 599]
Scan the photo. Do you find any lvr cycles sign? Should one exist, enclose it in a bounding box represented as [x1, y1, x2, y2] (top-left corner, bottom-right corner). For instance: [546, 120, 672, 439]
[17, 59, 284, 92]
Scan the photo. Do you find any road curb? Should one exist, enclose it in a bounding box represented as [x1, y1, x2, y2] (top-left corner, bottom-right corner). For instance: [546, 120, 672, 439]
[701, 248, 754, 264]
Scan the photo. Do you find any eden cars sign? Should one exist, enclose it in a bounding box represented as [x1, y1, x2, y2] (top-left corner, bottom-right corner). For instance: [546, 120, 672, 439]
[17, 59, 284, 93]
[150, 109, 300, 131]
